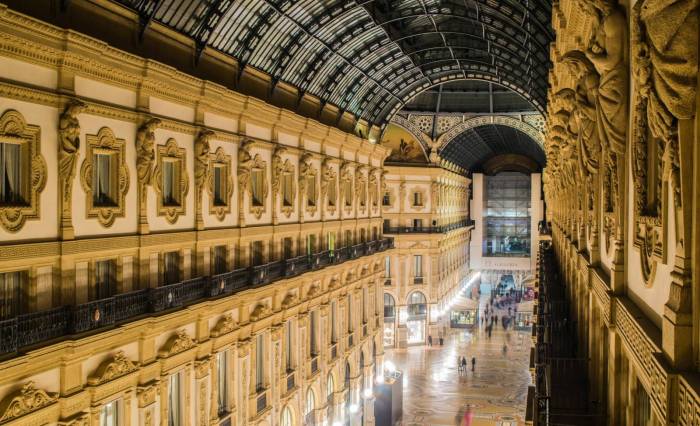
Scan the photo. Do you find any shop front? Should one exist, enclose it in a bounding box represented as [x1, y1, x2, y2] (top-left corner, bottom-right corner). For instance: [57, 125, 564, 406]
[450, 309, 478, 328]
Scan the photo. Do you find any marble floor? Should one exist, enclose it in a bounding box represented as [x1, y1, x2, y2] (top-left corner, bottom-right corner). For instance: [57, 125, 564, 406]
[384, 302, 532, 426]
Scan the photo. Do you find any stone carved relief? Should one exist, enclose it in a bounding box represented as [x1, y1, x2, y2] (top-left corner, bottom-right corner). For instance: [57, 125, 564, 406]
[250, 303, 270, 322]
[79, 127, 130, 227]
[0, 382, 57, 423]
[159, 329, 195, 358]
[299, 152, 318, 215]
[135, 118, 160, 232]
[194, 130, 212, 227]
[87, 351, 139, 385]
[58, 99, 87, 237]
[153, 138, 189, 224]
[355, 165, 367, 213]
[340, 161, 353, 213]
[369, 168, 379, 212]
[321, 157, 337, 213]
[211, 313, 236, 337]
[271, 146, 295, 219]
[635, 0, 697, 313]
[207, 147, 233, 221]
[0, 109, 47, 233]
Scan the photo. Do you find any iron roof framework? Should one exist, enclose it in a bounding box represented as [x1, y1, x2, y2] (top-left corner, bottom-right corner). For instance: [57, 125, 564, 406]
[115, 0, 553, 128]
[439, 123, 545, 171]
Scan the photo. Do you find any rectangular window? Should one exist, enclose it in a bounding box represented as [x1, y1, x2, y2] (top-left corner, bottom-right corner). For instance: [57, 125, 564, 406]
[251, 241, 264, 266]
[285, 321, 293, 371]
[360, 228, 366, 243]
[0, 271, 24, 320]
[310, 310, 318, 356]
[347, 294, 353, 333]
[306, 234, 316, 256]
[413, 219, 423, 230]
[327, 178, 336, 207]
[168, 372, 182, 426]
[282, 173, 294, 207]
[217, 351, 229, 415]
[385, 256, 391, 278]
[213, 164, 227, 206]
[413, 192, 422, 206]
[252, 169, 265, 207]
[382, 191, 390, 206]
[344, 230, 352, 247]
[359, 184, 366, 206]
[256, 333, 265, 391]
[283, 237, 294, 260]
[162, 159, 180, 207]
[0, 142, 25, 206]
[362, 287, 368, 323]
[213, 245, 227, 275]
[93, 152, 116, 207]
[414, 255, 423, 277]
[327, 232, 335, 255]
[344, 181, 352, 206]
[307, 176, 316, 207]
[93, 259, 116, 301]
[383, 219, 390, 231]
[331, 301, 337, 343]
[163, 251, 180, 285]
[100, 399, 120, 426]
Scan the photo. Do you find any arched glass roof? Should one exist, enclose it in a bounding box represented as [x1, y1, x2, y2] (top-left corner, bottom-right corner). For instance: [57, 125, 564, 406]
[440, 124, 545, 171]
[115, 0, 553, 127]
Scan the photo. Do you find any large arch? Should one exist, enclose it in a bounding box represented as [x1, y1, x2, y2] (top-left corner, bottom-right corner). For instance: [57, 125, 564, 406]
[436, 115, 544, 150]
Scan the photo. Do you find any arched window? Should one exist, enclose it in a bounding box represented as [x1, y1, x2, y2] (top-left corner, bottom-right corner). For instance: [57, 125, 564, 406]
[281, 406, 293, 426]
[327, 373, 335, 422]
[383, 293, 395, 318]
[407, 291, 427, 316]
[305, 388, 315, 425]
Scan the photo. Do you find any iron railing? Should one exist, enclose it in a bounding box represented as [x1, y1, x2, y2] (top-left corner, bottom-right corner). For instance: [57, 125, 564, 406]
[383, 219, 471, 234]
[0, 237, 394, 356]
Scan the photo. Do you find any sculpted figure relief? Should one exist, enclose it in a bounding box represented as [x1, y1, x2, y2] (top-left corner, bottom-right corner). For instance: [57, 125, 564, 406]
[136, 118, 161, 187]
[579, 0, 629, 156]
[58, 100, 87, 207]
[194, 130, 213, 190]
[271, 146, 287, 194]
[238, 140, 254, 193]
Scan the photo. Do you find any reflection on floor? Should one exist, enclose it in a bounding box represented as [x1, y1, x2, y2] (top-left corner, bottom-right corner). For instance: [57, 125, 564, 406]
[385, 314, 531, 425]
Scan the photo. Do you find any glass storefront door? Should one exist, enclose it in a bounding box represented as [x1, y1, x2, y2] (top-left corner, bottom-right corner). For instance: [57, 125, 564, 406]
[407, 319, 425, 344]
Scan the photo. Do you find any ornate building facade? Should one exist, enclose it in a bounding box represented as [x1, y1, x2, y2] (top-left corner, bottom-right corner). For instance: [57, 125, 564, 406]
[0, 6, 399, 426]
[380, 165, 471, 348]
[542, 0, 700, 423]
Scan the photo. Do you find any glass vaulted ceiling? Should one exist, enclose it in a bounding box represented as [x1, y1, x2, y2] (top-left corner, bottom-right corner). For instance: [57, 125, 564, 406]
[116, 0, 553, 128]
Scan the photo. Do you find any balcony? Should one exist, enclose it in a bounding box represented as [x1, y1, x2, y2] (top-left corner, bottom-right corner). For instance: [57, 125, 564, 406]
[0, 237, 394, 356]
[285, 371, 295, 393]
[413, 276, 424, 285]
[384, 277, 392, 286]
[383, 219, 471, 234]
[348, 333, 354, 348]
[330, 344, 338, 360]
[309, 356, 319, 376]
[256, 392, 267, 414]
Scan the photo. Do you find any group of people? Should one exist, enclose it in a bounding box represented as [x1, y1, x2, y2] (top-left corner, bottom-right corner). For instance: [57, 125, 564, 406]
[458, 355, 476, 375]
[480, 295, 518, 338]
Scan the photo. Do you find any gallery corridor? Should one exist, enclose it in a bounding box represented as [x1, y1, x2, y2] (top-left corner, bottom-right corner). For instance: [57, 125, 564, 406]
[384, 299, 532, 426]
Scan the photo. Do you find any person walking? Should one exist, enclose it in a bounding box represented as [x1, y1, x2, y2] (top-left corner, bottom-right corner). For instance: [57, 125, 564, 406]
[471, 357, 476, 372]
[428, 335, 433, 346]
[461, 356, 467, 375]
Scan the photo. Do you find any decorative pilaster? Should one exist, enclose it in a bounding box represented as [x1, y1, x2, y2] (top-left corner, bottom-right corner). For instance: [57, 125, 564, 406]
[57, 99, 87, 240]
[135, 118, 161, 235]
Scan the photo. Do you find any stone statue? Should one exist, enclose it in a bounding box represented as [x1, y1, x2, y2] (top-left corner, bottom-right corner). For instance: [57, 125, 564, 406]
[194, 130, 213, 190]
[58, 99, 87, 202]
[580, 0, 629, 156]
[640, 0, 698, 124]
[238, 140, 254, 193]
[136, 118, 161, 187]
[271, 146, 287, 194]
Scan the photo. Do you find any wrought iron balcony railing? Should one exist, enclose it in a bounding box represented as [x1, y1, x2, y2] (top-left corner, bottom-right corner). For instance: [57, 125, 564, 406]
[383, 219, 472, 234]
[0, 237, 394, 356]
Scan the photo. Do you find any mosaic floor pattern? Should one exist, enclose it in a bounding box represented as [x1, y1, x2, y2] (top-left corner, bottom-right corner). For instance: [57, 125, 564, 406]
[385, 303, 532, 426]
